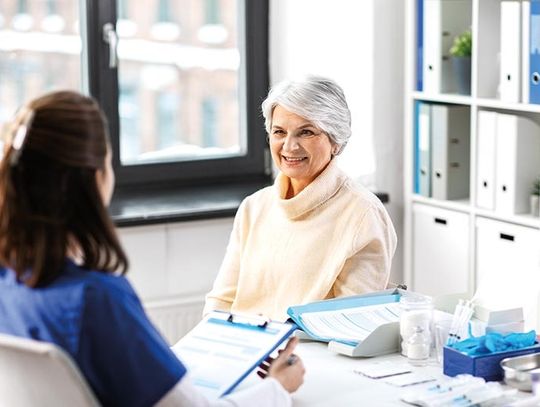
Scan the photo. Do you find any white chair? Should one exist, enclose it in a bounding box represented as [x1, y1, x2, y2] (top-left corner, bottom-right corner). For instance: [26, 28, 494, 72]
[0, 333, 99, 407]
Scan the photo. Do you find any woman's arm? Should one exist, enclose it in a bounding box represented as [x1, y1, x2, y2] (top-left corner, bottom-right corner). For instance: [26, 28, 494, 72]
[156, 338, 304, 407]
[155, 376, 291, 407]
[332, 206, 397, 297]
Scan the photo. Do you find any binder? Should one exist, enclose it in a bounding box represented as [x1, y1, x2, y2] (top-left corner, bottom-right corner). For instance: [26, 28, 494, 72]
[287, 289, 407, 357]
[172, 311, 296, 400]
[495, 113, 540, 214]
[499, 1, 522, 103]
[523, 0, 531, 103]
[423, 0, 471, 94]
[417, 102, 432, 197]
[431, 104, 470, 200]
[530, 0, 540, 104]
[476, 111, 497, 210]
[416, 0, 424, 91]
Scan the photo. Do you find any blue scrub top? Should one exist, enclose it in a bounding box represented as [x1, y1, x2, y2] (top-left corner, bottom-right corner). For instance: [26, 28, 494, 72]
[0, 259, 186, 407]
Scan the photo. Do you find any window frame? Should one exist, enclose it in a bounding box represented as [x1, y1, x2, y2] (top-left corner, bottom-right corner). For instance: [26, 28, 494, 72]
[84, 0, 270, 189]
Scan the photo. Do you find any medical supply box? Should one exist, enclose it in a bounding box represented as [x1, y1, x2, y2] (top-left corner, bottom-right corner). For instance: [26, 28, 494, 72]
[443, 343, 540, 382]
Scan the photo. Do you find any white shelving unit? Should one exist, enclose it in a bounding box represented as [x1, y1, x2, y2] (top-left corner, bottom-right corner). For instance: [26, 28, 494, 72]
[404, 0, 540, 328]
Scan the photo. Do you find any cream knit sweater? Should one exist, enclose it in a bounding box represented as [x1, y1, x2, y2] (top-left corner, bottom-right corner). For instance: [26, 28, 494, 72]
[204, 160, 397, 321]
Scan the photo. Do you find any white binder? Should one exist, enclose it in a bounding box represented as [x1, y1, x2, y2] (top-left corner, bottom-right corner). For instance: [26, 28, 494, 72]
[418, 102, 432, 197]
[500, 1, 522, 102]
[495, 113, 540, 214]
[431, 104, 470, 200]
[476, 111, 497, 210]
[423, 0, 471, 94]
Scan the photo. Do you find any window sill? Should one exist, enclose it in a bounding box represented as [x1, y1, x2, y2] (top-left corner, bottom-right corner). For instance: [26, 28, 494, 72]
[110, 179, 272, 227]
[110, 181, 389, 228]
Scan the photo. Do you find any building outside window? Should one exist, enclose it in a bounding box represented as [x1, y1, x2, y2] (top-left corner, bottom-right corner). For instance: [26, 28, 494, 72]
[0, 0, 269, 190]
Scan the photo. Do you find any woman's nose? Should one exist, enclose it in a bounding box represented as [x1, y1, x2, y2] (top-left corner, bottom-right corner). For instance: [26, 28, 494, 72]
[282, 133, 299, 151]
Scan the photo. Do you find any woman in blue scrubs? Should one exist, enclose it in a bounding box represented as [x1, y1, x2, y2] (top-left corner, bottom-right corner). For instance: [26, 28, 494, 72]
[0, 91, 304, 406]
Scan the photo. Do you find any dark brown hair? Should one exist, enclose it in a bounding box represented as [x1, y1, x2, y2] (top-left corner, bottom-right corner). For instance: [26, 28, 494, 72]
[0, 90, 128, 287]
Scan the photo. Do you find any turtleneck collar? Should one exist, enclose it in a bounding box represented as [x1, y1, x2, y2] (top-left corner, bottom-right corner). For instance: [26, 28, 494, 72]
[274, 159, 347, 219]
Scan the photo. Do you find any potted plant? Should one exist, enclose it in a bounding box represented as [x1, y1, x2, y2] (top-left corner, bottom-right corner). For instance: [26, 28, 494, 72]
[531, 177, 540, 217]
[449, 30, 472, 95]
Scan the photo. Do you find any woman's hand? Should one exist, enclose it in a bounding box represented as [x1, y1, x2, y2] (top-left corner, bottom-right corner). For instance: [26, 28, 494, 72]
[257, 337, 305, 393]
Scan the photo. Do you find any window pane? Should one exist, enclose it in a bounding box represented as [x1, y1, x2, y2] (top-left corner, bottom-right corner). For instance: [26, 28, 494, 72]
[117, 0, 241, 166]
[0, 0, 81, 124]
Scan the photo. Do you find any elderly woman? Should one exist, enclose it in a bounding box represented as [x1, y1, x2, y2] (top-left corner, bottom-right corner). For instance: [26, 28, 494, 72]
[204, 76, 397, 321]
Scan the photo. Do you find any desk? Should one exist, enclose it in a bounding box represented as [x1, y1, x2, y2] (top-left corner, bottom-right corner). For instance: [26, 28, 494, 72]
[291, 341, 443, 406]
[289, 341, 533, 406]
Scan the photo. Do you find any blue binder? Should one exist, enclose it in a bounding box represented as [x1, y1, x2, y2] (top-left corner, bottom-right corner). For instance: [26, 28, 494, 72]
[416, 0, 424, 91]
[530, 0, 540, 104]
[416, 101, 432, 197]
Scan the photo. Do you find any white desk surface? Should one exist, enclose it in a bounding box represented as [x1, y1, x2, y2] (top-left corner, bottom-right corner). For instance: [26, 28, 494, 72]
[291, 341, 444, 406]
[288, 341, 536, 406]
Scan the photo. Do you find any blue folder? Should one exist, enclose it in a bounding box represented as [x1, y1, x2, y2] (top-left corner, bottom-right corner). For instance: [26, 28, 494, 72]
[530, 0, 540, 104]
[287, 289, 404, 357]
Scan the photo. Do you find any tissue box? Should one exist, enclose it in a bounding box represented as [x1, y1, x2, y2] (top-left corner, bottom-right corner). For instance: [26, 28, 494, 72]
[443, 343, 540, 382]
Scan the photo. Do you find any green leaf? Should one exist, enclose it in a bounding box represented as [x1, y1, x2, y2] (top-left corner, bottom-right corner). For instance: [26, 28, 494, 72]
[449, 30, 472, 57]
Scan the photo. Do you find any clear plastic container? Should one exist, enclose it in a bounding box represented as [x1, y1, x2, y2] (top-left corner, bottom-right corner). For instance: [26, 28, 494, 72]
[400, 295, 433, 357]
[407, 326, 430, 365]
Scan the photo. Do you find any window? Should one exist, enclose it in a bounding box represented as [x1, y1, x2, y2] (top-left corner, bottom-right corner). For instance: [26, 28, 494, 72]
[100, 0, 268, 187]
[0, 0, 269, 189]
[0, 0, 81, 124]
[201, 98, 217, 148]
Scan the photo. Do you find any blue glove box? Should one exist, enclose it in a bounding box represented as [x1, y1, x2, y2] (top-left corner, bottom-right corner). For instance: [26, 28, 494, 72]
[443, 343, 540, 382]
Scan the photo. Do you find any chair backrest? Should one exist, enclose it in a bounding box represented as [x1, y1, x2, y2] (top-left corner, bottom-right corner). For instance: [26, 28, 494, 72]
[0, 333, 100, 407]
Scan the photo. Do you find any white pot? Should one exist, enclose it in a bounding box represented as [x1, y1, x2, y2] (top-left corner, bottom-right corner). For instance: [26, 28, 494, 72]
[531, 195, 540, 217]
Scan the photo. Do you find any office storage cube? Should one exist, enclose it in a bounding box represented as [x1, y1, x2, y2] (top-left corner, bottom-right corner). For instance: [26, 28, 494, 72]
[476, 217, 540, 331]
[412, 203, 470, 296]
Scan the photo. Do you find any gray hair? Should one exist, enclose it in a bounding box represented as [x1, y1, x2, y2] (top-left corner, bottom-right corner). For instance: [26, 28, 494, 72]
[261, 76, 352, 155]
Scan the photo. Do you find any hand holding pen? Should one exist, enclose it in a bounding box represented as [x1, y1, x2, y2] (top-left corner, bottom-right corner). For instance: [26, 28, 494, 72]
[257, 337, 305, 393]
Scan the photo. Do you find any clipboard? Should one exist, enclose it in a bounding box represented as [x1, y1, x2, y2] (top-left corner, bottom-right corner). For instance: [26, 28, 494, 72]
[171, 311, 297, 400]
[287, 288, 408, 357]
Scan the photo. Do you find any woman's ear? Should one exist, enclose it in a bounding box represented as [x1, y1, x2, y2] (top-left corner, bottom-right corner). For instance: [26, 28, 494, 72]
[95, 147, 115, 206]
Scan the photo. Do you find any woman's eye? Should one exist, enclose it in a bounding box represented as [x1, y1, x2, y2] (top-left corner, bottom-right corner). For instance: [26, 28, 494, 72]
[272, 129, 285, 136]
[300, 129, 315, 136]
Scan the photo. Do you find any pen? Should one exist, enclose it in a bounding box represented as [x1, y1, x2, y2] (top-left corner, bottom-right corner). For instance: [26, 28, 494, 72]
[286, 354, 298, 366]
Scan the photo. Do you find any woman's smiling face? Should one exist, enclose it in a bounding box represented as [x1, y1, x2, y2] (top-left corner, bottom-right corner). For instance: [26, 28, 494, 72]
[269, 105, 335, 196]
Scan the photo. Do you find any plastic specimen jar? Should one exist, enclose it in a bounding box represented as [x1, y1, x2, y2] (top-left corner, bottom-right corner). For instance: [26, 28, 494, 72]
[399, 294, 433, 357]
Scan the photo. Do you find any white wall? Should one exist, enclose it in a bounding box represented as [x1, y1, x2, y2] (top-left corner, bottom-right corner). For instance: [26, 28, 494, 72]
[120, 219, 233, 302]
[122, 0, 406, 303]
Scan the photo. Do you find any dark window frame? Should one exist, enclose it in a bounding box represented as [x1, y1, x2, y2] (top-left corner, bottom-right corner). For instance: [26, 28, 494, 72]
[84, 0, 270, 190]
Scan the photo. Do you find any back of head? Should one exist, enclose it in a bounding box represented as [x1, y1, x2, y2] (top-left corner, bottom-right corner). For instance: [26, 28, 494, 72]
[0, 90, 128, 287]
[261, 76, 352, 154]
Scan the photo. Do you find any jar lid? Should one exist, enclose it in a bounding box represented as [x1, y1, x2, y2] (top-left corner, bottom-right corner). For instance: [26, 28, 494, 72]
[400, 294, 433, 308]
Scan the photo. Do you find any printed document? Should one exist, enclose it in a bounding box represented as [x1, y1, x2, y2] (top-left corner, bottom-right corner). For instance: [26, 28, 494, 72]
[300, 302, 402, 343]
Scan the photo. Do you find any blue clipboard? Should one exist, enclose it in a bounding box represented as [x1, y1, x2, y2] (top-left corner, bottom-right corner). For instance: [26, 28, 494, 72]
[172, 311, 297, 399]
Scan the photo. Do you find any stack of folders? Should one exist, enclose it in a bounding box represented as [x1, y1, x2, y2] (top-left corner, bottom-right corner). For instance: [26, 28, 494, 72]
[476, 111, 540, 214]
[420, 0, 471, 94]
[501, 0, 540, 104]
[414, 102, 470, 200]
